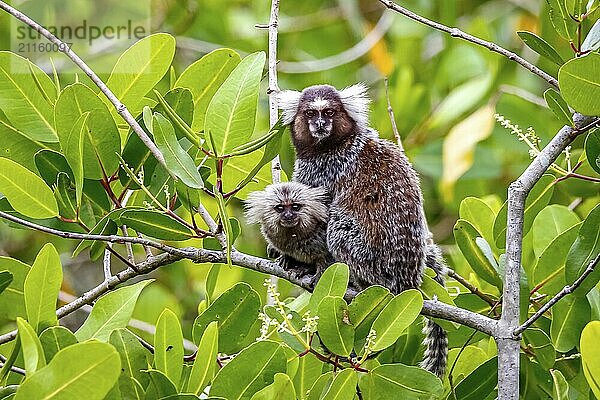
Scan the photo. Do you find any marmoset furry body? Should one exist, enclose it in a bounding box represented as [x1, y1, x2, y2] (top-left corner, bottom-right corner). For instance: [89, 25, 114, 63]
[245, 182, 334, 276]
[277, 83, 448, 377]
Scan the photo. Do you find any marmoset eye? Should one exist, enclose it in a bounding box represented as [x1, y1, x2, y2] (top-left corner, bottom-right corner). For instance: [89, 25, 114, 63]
[274, 205, 285, 213]
[291, 203, 301, 211]
[304, 110, 316, 118]
[323, 109, 335, 117]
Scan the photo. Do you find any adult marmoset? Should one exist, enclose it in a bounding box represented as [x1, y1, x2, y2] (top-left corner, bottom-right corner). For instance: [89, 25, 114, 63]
[277, 83, 448, 377]
[245, 182, 334, 278]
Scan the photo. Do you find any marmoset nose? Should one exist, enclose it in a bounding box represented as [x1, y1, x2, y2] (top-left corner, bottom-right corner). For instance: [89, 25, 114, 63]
[315, 118, 325, 130]
[281, 210, 295, 220]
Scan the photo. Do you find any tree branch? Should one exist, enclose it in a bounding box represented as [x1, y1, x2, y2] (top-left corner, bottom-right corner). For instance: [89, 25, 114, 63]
[378, 0, 559, 88]
[0, 1, 167, 171]
[514, 252, 600, 336]
[267, 0, 282, 184]
[384, 77, 403, 152]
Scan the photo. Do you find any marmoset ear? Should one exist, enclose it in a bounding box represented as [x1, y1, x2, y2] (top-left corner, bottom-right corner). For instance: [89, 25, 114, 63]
[338, 83, 370, 130]
[276, 90, 302, 125]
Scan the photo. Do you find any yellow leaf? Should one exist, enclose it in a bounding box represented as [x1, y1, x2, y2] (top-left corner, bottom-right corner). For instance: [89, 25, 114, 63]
[367, 23, 394, 76]
[441, 105, 495, 201]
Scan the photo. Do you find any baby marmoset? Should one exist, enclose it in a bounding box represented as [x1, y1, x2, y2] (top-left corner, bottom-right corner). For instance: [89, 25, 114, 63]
[277, 83, 448, 377]
[245, 182, 334, 278]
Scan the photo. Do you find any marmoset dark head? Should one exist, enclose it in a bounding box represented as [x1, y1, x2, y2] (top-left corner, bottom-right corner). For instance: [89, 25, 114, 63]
[277, 84, 370, 156]
[245, 182, 329, 230]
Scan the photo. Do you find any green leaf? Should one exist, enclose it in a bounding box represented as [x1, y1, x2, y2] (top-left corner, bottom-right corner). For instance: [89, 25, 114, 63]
[250, 373, 296, 400]
[16, 317, 46, 374]
[309, 263, 350, 313]
[0, 119, 52, 172]
[0, 257, 30, 320]
[73, 212, 119, 260]
[454, 219, 502, 287]
[581, 19, 600, 52]
[211, 341, 287, 400]
[119, 209, 194, 241]
[362, 363, 444, 399]
[0, 157, 58, 219]
[317, 296, 355, 356]
[321, 369, 357, 400]
[454, 357, 498, 400]
[581, 321, 600, 398]
[558, 53, 600, 115]
[370, 290, 423, 352]
[0, 335, 21, 385]
[550, 369, 569, 400]
[348, 285, 393, 350]
[106, 33, 176, 116]
[109, 328, 149, 400]
[34, 149, 74, 187]
[585, 130, 600, 175]
[75, 280, 152, 341]
[292, 353, 322, 400]
[306, 372, 333, 400]
[187, 321, 218, 395]
[517, 31, 564, 65]
[0, 270, 12, 296]
[54, 83, 121, 183]
[175, 48, 241, 132]
[459, 196, 498, 251]
[550, 294, 591, 352]
[532, 204, 580, 257]
[154, 308, 184, 386]
[548, 0, 577, 41]
[215, 191, 232, 265]
[144, 369, 177, 400]
[205, 52, 266, 155]
[24, 243, 62, 333]
[192, 282, 261, 354]
[152, 112, 203, 189]
[0, 51, 57, 142]
[522, 328, 555, 370]
[15, 341, 120, 400]
[39, 326, 78, 362]
[565, 204, 600, 296]
[544, 89, 573, 127]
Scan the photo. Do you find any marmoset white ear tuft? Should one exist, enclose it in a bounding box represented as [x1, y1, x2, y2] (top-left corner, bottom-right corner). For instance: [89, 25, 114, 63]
[338, 83, 370, 129]
[276, 90, 302, 125]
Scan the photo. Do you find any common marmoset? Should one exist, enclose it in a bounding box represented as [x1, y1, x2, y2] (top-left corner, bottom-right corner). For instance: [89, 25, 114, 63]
[277, 83, 448, 377]
[245, 182, 334, 278]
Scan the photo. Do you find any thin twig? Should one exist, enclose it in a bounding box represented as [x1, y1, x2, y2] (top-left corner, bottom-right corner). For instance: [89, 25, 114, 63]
[384, 77, 403, 151]
[0, 1, 167, 170]
[267, 0, 282, 184]
[447, 269, 497, 307]
[102, 248, 112, 280]
[514, 252, 600, 336]
[0, 361, 25, 376]
[378, 0, 559, 88]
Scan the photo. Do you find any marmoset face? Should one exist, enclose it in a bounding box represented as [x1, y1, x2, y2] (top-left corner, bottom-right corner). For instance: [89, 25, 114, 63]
[297, 86, 343, 140]
[273, 201, 303, 227]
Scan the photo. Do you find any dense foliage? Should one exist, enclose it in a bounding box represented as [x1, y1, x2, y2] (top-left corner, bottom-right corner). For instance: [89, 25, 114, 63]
[0, 0, 599, 399]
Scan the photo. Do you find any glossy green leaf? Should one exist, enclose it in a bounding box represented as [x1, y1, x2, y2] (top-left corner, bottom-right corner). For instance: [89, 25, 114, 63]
[532, 204, 580, 257]
[15, 342, 120, 400]
[581, 321, 600, 398]
[459, 196, 497, 251]
[0, 270, 12, 296]
[550, 369, 569, 400]
[39, 326, 78, 362]
[522, 328, 555, 370]
[144, 369, 177, 399]
[550, 294, 591, 352]
[152, 112, 203, 189]
[362, 363, 443, 399]
[155, 308, 184, 386]
[34, 149, 74, 187]
[548, 0, 577, 40]
[205, 52, 266, 155]
[192, 282, 261, 354]
[454, 219, 502, 287]
[517, 31, 564, 65]
[73, 212, 119, 260]
[16, 317, 46, 374]
[54, 83, 121, 183]
[565, 204, 600, 296]
[0, 157, 58, 218]
[317, 296, 355, 356]
[215, 191, 232, 265]
[0, 51, 57, 142]
[370, 289, 423, 352]
[559, 53, 600, 115]
[581, 19, 600, 52]
[348, 285, 393, 351]
[211, 340, 287, 400]
[585, 130, 600, 175]
[24, 243, 62, 333]
[187, 321, 218, 395]
[0, 119, 52, 172]
[292, 353, 322, 400]
[119, 209, 194, 241]
[106, 33, 176, 116]
[109, 328, 149, 400]
[153, 89, 198, 145]
[0, 257, 30, 320]
[175, 48, 241, 132]
[309, 263, 350, 313]
[75, 280, 152, 341]
[544, 89, 573, 127]
[454, 357, 498, 400]
[321, 369, 357, 400]
[306, 372, 333, 400]
[250, 373, 296, 400]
